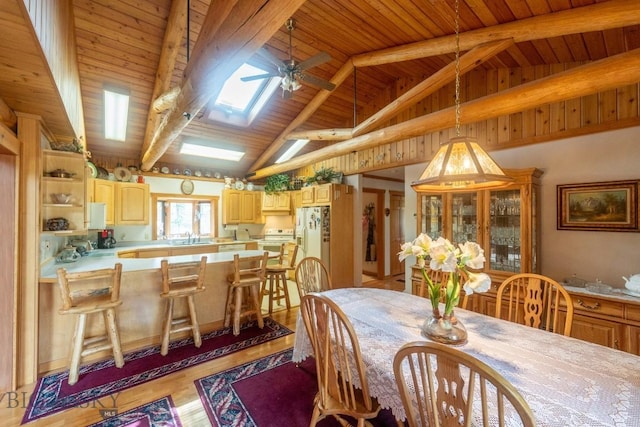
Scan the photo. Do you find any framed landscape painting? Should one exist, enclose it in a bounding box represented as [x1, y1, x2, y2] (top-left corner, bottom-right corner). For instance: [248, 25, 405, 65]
[557, 180, 638, 231]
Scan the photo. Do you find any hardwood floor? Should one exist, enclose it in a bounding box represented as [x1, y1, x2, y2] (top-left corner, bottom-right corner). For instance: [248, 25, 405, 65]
[6, 279, 406, 426]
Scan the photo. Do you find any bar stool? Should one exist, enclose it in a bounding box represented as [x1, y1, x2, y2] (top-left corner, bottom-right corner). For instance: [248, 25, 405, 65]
[262, 242, 298, 315]
[225, 251, 269, 336]
[159, 256, 207, 356]
[56, 263, 124, 385]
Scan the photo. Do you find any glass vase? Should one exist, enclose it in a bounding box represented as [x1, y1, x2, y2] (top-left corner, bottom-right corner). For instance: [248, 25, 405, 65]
[421, 311, 467, 345]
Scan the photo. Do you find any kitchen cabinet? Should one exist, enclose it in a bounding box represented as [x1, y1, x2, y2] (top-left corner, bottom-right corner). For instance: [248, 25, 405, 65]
[415, 168, 542, 284]
[300, 183, 347, 206]
[261, 192, 291, 214]
[90, 179, 149, 225]
[222, 190, 264, 224]
[115, 182, 149, 225]
[41, 150, 87, 235]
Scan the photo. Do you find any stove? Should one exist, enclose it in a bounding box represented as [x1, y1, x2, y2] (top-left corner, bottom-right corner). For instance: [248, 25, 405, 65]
[263, 228, 295, 242]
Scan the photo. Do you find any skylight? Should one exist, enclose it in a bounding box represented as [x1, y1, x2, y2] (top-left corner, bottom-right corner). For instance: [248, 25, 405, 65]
[209, 63, 279, 127]
[180, 141, 245, 162]
[276, 139, 310, 163]
[103, 89, 129, 141]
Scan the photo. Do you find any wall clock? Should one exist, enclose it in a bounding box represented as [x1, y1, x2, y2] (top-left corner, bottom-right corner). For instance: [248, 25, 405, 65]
[181, 179, 194, 195]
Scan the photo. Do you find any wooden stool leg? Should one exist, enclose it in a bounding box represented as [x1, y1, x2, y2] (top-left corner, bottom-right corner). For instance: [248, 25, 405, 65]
[187, 295, 202, 348]
[268, 274, 275, 315]
[104, 308, 124, 368]
[160, 298, 174, 356]
[233, 287, 242, 336]
[250, 284, 264, 329]
[280, 272, 291, 310]
[68, 313, 88, 385]
[224, 286, 233, 328]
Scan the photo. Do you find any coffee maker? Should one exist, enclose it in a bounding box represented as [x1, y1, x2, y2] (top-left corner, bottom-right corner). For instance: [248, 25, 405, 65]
[97, 229, 117, 249]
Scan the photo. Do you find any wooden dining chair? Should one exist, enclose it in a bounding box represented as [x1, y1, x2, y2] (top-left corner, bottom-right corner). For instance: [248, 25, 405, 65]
[495, 273, 574, 336]
[417, 268, 469, 310]
[299, 294, 381, 427]
[56, 263, 124, 385]
[224, 251, 269, 336]
[295, 256, 332, 297]
[159, 256, 207, 355]
[393, 341, 536, 427]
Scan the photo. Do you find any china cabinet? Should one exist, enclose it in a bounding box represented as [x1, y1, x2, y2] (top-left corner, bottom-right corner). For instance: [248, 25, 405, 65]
[41, 149, 87, 235]
[415, 168, 542, 283]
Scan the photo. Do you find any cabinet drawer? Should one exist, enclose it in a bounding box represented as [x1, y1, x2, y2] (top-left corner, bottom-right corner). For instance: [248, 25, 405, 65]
[572, 295, 624, 318]
[627, 304, 640, 322]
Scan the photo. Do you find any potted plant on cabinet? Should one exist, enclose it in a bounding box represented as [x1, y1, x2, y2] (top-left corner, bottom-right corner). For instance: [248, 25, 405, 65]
[309, 166, 342, 185]
[264, 173, 291, 194]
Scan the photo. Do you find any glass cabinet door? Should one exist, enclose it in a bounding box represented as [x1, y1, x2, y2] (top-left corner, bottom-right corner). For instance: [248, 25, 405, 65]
[451, 192, 478, 245]
[418, 194, 443, 239]
[488, 189, 521, 272]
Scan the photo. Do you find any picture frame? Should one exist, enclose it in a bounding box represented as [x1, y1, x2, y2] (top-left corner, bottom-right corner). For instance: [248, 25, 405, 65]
[557, 180, 638, 231]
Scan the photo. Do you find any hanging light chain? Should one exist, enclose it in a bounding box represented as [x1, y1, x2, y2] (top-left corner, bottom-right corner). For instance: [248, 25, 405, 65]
[454, 0, 461, 136]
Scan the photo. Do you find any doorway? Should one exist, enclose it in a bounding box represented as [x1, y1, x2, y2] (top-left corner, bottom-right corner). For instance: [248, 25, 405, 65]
[362, 188, 384, 280]
[389, 191, 405, 276]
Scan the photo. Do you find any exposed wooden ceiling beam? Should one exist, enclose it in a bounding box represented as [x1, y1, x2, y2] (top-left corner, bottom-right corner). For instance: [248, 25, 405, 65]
[139, 0, 188, 157]
[250, 48, 640, 179]
[140, 0, 306, 171]
[286, 128, 353, 141]
[352, 38, 514, 137]
[249, 0, 640, 174]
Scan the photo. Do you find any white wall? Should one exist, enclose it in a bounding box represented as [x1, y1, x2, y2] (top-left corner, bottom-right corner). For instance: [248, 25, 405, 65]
[404, 125, 640, 289]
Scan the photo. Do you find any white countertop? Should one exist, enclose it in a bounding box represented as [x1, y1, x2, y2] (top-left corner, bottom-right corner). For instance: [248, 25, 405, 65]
[564, 284, 640, 303]
[40, 246, 271, 282]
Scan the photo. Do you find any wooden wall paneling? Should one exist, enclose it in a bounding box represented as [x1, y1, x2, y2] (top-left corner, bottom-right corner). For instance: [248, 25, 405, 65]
[0, 152, 17, 393]
[16, 113, 42, 387]
[582, 93, 599, 126]
[617, 84, 639, 119]
[600, 88, 618, 123]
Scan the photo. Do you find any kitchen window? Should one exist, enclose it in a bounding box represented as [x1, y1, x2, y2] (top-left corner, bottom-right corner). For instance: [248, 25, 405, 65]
[151, 194, 219, 240]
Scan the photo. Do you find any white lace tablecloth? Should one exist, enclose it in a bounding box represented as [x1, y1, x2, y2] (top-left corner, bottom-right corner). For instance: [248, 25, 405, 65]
[292, 288, 640, 426]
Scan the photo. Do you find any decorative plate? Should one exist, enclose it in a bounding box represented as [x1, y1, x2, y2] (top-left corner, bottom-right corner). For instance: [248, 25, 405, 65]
[214, 172, 221, 179]
[87, 161, 98, 178]
[235, 180, 245, 190]
[204, 171, 211, 178]
[97, 166, 109, 179]
[161, 166, 170, 174]
[173, 168, 181, 175]
[183, 169, 192, 176]
[114, 166, 132, 182]
[194, 170, 202, 177]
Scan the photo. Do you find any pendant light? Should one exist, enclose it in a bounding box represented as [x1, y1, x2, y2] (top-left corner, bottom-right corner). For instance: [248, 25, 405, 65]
[411, 0, 512, 192]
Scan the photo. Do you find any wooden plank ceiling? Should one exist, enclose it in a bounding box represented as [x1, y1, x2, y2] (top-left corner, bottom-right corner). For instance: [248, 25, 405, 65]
[5, 0, 640, 179]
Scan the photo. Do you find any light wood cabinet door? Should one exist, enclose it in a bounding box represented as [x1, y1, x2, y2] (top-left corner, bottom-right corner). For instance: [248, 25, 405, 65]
[240, 192, 256, 223]
[223, 190, 242, 224]
[94, 180, 115, 225]
[314, 185, 331, 203]
[301, 187, 314, 205]
[261, 192, 290, 213]
[115, 183, 149, 225]
[222, 190, 264, 224]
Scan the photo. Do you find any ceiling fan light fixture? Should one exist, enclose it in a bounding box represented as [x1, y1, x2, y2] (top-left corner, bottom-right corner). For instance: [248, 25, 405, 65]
[280, 74, 301, 92]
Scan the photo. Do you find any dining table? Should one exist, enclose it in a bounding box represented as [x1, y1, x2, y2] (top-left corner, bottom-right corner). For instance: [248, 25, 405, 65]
[292, 287, 640, 426]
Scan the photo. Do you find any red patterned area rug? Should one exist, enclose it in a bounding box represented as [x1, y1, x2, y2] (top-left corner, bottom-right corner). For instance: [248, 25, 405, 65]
[86, 396, 181, 427]
[22, 318, 292, 424]
[195, 348, 403, 427]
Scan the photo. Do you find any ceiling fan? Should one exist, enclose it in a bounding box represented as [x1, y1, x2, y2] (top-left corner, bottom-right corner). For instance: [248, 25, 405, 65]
[242, 18, 336, 98]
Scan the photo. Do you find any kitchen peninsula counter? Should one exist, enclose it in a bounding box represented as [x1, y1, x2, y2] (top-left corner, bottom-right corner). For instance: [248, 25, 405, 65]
[38, 247, 271, 373]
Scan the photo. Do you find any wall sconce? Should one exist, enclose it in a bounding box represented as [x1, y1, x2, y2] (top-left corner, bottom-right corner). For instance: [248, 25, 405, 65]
[384, 208, 390, 217]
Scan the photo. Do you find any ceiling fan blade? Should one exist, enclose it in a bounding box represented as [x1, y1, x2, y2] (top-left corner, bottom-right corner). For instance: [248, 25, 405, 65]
[240, 73, 279, 82]
[298, 72, 336, 91]
[297, 51, 332, 72]
[257, 47, 287, 69]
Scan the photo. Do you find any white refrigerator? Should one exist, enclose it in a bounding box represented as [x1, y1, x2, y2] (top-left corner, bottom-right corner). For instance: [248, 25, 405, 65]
[295, 206, 331, 266]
